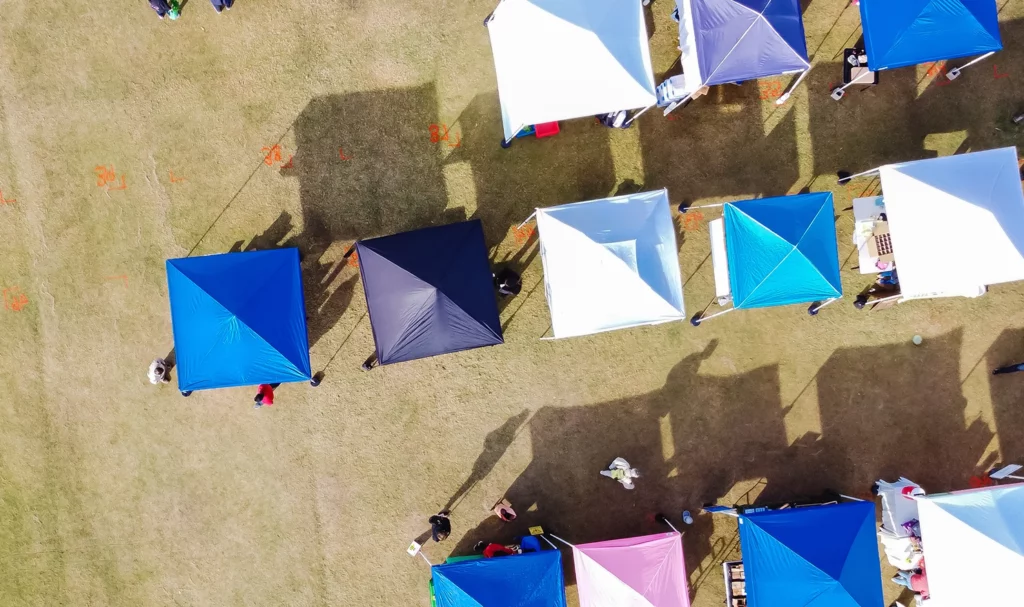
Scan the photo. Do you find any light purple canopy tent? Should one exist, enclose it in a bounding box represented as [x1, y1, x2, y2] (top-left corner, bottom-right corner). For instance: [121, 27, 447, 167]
[565, 531, 691, 607]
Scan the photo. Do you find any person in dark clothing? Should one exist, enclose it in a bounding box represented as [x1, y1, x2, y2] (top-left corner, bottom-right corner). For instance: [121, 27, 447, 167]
[149, 0, 172, 18]
[429, 511, 451, 542]
[210, 0, 234, 12]
[993, 362, 1024, 375]
[493, 268, 522, 298]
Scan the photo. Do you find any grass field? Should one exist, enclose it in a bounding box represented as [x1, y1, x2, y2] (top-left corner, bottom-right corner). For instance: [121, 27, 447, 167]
[2, 0, 1024, 605]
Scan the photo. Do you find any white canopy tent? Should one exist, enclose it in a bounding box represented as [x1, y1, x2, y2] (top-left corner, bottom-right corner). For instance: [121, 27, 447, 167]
[534, 190, 686, 339]
[486, 0, 657, 141]
[855, 147, 1024, 301]
[916, 483, 1024, 606]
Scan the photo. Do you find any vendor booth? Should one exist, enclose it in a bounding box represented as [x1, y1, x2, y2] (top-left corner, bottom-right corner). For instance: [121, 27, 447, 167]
[166, 248, 315, 395]
[431, 549, 567, 607]
[690, 192, 842, 325]
[844, 147, 1024, 309]
[709, 501, 884, 607]
[485, 0, 657, 145]
[832, 0, 1001, 99]
[528, 189, 686, 339]
[661, 0, 811, 112]
[356, 219, 503, 367]
[915, 483, 1024, 606]
[557, 530, 690, 607]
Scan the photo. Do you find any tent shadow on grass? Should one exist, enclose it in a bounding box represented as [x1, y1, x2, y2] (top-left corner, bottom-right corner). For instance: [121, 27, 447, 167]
[762, 329, 995, 503]
[636, 83, 802, 202]
[447, 340, 790, 594]
[987, 328, 1024, 464]
[445, 330, 998, 598]
[806, 16, 1024, 182]
[227, 210, 359, 349]
[445, 92, 617, 246]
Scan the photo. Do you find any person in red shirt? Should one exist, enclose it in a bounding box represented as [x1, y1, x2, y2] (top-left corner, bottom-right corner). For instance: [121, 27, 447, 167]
[254, 383, 280, 408]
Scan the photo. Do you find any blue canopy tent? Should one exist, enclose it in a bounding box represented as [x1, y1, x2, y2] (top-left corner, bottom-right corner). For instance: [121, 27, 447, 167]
[665, 0, 811, 112]
[833, 0, 1002, 98]
[691, 192, 841, 325]
[737, 502, 884, 607]
[356, 219, 503, 368]
[166, 248, 313, 395]
[432, 551, 567, 607]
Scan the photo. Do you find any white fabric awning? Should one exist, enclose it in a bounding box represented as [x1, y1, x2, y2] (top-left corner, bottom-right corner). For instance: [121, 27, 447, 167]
[877, 147, 1024, 300]
[916, 484, 1024, 607]
[537, 190, 685, 339]
[487, 0, 657, 140]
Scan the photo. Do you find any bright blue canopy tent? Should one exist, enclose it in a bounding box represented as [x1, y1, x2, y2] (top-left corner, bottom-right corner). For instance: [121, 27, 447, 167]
[432, 551, 567, 607]
[860, 0, 1002, 70]
[166, 248, 312, 392]
[738, 502, 884, 607]
[724, 192, 842, 309]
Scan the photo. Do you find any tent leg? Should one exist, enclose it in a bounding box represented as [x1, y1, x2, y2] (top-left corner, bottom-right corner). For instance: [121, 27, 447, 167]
[776, 68, 811, 105]
[180, 390, 193, 397]
[361, 353, 377, 371]
[663, 93, 695, 117]
[542, 535, 563, 550]
[623, 104, 654, 127]
[945, 51, 996, 80]
[692, 303, 735, 326]
[837, 167, 879, 185]
[655, 513, 681, 533]
[808, 297, 839, 316]
[830, 68, 876, 101]
[310, 372, 323, 387]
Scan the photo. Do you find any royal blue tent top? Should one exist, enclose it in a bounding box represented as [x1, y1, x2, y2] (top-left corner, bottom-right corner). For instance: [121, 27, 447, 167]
[690, 0, 810, 86]
[724, 192, 841, 309]
[356, 219, 503, 366]
[432, 550, 567, 607]
[860, 0, 1001, 70]
[166, 248, 312, 392]
[738, 502, 884, 607]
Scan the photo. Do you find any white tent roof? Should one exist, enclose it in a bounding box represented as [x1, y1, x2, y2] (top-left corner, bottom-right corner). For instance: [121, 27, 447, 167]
[877, 147, 1024, 300]
[537, 190, 685, 339]
[487, 0, 657, 140]
[916, 484, 1024, 607]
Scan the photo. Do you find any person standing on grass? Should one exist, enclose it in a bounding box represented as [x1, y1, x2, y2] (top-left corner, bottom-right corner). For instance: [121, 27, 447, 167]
[149, 0, 173, 18]
[210, 0, 234, 13]
[429, 511, 451, 542]
[253, 383, 280, 408]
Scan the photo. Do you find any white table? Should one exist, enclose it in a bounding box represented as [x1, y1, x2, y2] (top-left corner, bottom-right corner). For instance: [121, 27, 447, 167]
[852, 196, 892, 274]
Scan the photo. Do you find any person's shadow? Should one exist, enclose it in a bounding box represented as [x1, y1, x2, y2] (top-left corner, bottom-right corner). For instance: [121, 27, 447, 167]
[444, 409, 531, 513]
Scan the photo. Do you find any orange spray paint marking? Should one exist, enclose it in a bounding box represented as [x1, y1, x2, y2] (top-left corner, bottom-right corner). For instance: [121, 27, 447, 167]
[346, 250, 360, 268]
[3, 287, 29, 311]
[95, 165, 127, 191]
[281, 155, 295, 169]
[681, 210, 705, 232]
[262, 145, 284, 166]
[447, 133, 462, 148]
[994, 65, 1009, 79]
[512, 224, 535, 245]
[105, 275, 129, 288]
[758, 81, 783, 100]
[0, 189, 15, 205]
[338, 148, 352, 161]
[169, 170, 186, 183]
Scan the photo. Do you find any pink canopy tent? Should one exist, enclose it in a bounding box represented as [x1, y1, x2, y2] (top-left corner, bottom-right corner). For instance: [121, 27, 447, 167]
[570, 531, 690, 607]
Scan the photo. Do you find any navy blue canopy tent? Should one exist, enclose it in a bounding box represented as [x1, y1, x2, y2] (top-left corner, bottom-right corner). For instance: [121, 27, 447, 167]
[356, 219, 503, 366]
[860, 0, 1001, 71]
[166, 248, 313, 393]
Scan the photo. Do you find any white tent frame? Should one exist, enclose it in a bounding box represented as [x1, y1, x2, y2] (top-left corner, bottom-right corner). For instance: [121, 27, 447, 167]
[841, 148, 1024, 304]
[486, 0, 658, 144]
